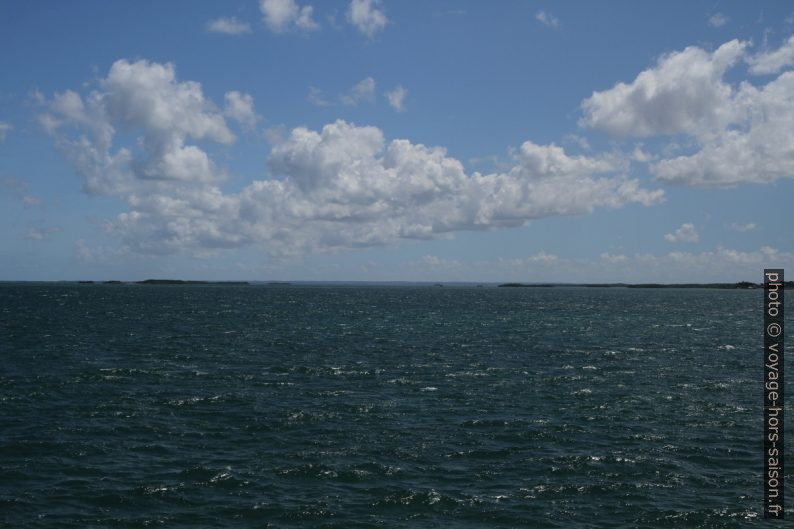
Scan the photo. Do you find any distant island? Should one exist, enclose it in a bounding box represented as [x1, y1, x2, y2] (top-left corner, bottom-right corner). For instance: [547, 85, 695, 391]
[136, 279, 250, 285]
[497, 283, 555, 288]
[76, 279, 250, 285]
[498, 281, 793, 289]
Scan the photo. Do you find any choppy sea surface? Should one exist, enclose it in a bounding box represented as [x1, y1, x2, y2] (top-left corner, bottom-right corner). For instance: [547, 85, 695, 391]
[0, 283, 789, 527]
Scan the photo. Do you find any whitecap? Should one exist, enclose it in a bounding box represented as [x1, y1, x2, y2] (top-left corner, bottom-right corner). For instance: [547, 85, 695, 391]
[210, 470, 232, 482]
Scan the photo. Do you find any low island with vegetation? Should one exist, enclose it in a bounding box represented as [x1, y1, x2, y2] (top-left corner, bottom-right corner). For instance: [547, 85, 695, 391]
[498, 281, 793, 289]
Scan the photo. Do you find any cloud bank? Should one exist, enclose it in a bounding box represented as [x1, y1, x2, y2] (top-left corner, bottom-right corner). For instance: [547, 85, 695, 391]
[41, 59, 662, 257]
[400, 246, 793, 283]
[44, 36, 794, 259]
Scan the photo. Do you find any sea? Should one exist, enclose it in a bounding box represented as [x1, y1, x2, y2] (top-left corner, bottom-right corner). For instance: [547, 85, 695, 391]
[0, 283, 788, 528]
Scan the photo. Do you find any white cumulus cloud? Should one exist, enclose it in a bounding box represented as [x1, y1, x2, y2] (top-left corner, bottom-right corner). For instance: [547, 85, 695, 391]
[0, 121, 11, 142]
[730, 222, 757, 232]
[39, 59, 253, 196]
[307, 86, 331, 107]
[747, 35, 794, 75]
[207, 17, 252, 35]
[651, 69, 794, 186]
[347, 0, 387, 37]
[664, 223, 699, 243]
[581, 40, 748, 137]
[309, 78, 381, 107]
[386, 85, 407, 112]
[260, 0, 318, 33]
[341, 77, 376, 106]
[708, 13, 728, 28]
[582, 38, 794, 187]
[224, 91, 259, 130]
[535, 10, 559, 29]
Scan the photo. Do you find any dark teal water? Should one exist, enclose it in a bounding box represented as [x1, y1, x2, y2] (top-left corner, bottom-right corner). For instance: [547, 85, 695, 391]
[0, 284, 787, 527]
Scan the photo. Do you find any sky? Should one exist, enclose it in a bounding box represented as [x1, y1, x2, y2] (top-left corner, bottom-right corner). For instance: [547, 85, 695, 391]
[1, 0, 793, 282]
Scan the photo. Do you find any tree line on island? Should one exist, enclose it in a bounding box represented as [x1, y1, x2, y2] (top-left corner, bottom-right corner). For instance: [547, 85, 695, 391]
[77, 279, 251, 285]
[497, 281, 793, 289]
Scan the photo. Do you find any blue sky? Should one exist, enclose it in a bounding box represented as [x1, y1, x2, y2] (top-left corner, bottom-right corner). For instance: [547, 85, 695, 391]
[1, 0, 793, 282]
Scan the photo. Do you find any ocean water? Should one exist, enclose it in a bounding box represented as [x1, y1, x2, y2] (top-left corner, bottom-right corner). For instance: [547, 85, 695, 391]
[0, 283, 787, 527]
